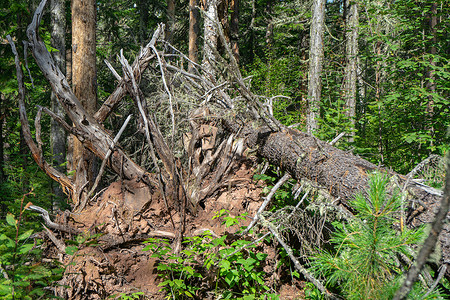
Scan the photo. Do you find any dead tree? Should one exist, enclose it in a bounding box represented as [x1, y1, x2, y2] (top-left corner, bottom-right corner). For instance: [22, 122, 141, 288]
[9, 1, 450, 296]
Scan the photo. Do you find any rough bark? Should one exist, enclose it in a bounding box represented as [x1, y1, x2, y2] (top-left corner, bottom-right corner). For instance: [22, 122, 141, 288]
[307, 0, 325, 134]
[230, 0, 239, 63]
[166, 0, 175, 43]
[26, 0, 155, 202]
[50, 0, 66, 208]
[71, 0, 97, 197]
[203, 0, 218, 78]
[189, 0, 200, 72]
[425, 2, 438, 139]
[344, 0, 358, 142]
[225, 121, 449, 268]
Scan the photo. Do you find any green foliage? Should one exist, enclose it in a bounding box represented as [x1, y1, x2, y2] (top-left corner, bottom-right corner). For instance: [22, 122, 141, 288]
[143, 210, 270, 299]
[0, 193, 63, 299]
[109, 291, 145, 300]
[310, 172, 443, 299]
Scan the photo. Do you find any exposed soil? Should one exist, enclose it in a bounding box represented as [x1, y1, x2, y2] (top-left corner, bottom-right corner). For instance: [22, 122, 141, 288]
[44, 159, 306, 299]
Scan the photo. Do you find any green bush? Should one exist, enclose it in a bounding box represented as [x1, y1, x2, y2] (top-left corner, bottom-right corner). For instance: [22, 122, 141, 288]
[310, 172, 444, 299]
[143, 210, 272, 299]
[0, 193, 64, 299]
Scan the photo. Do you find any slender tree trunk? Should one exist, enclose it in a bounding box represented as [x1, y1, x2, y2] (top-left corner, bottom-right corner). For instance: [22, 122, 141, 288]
[426, 2, 437, 143]
[306, 0, 326, 134]
[139, 0, 149, 45]
[230, 0, 239, 63]
[189, 0, 200, 72]
[71, 0, 97, 199]
[249, 0, 256, 63]
[166, 0, 175, 43]
[50, 0, 66, 209]
[203, 0, 218, 78]
[344, 0, 358, 142]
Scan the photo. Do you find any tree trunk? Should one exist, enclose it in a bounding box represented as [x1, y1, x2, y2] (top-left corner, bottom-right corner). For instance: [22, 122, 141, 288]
[71, 0, 97, 198]
[226, 121, 449, 267]
[139, 0, 149, 45]
[230, 0, 239, 63]
[203, 0, 218, 78]
[306, 0, 325, 134]
[425, 2, 438, 143]
[166, 0, 175, 44]
[50, 0, 66, 209]
[344, 0, 358, 142]
[188, 0, 200, 72]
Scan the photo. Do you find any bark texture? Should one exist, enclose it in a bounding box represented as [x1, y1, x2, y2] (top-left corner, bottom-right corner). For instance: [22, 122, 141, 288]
[203, 0, 218, 78]
[344, 0, 358, 142]
[307, 0, 325, 134]
[189, 0, 200, 72]
[26, 0, 155, 202]
[50, 0, 66, 207]
[71, 0, 97, 195]
[230, 0, 239, 63]
[226, 121, 449, 268]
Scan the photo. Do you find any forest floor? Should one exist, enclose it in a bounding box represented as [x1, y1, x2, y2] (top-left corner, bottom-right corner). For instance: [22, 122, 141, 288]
[45, 159, 306, 299]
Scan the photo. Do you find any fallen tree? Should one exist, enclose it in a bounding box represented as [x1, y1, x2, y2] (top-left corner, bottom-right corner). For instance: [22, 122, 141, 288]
[8, 0, 450, 297]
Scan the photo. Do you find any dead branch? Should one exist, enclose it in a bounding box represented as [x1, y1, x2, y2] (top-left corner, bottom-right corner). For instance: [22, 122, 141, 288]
[243, 173, 291, 235]
[26, 0, 156, 195]
[7, 35, 74, 198]
[260, 214, 337, 299]
[394, 154, 450, 299]
[27, 205, 81, 234]
[94, 25, 163, 123]
[43, 225, 66, 253]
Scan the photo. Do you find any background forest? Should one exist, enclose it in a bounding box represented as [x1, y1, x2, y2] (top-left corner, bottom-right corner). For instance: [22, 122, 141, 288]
[0, 0, 449, 299]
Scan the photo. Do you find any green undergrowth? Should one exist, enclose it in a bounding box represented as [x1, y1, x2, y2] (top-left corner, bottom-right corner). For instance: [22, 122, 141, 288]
[143, 210, 278, 300]
[309, 172, 447, 299]
[0, 192, 64, 299]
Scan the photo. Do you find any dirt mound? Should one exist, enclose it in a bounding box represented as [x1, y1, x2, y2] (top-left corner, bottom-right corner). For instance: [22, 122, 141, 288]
[47, 160, 302, 299]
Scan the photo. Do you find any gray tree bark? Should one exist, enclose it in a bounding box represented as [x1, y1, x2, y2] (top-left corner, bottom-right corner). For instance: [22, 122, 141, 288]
[50, 0, 66, 209]
[230, 0, 239, 63]
[306, 0, 325, 134]
[344, 0, 359, 142]
[203, 0, 218, 78]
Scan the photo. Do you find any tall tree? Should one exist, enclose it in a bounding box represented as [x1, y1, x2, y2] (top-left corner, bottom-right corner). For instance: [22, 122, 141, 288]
[343, 0, 359, 142]
[230, 0, 240, 63]
[202, 0, 218, 78]
[71, 0, 97, 201]
[306, 0, 325, 134]
[189, 0, 200, 72]
[50, 0, 66, 208]
[139, 0, 150, 44]
[166, 0, 175, 43]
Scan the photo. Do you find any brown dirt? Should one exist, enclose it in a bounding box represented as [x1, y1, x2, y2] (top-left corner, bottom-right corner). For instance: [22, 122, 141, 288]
[46, 160, 306, 299]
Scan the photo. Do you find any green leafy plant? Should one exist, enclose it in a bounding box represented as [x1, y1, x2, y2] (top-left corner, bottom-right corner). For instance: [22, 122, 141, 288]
[0, 191, 63, 299]
[143, 210, 271, 299]
[109, 291, 145, 299]
[310, 172, 443, 299]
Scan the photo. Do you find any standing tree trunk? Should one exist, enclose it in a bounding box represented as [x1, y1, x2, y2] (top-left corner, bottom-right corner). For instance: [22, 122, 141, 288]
[230, 0, 239, 63]
[166, 0, 175, 44]
[71, 0, 97, 201]
[343, 0, 358, 142]
[139, 0, 149, 45]
[189, 0, 200, 72]
[202, 0, 218, 78]
[306, 0, 325, 134]
[50, 0, 66, 209]
[425, 2, 438, 144]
